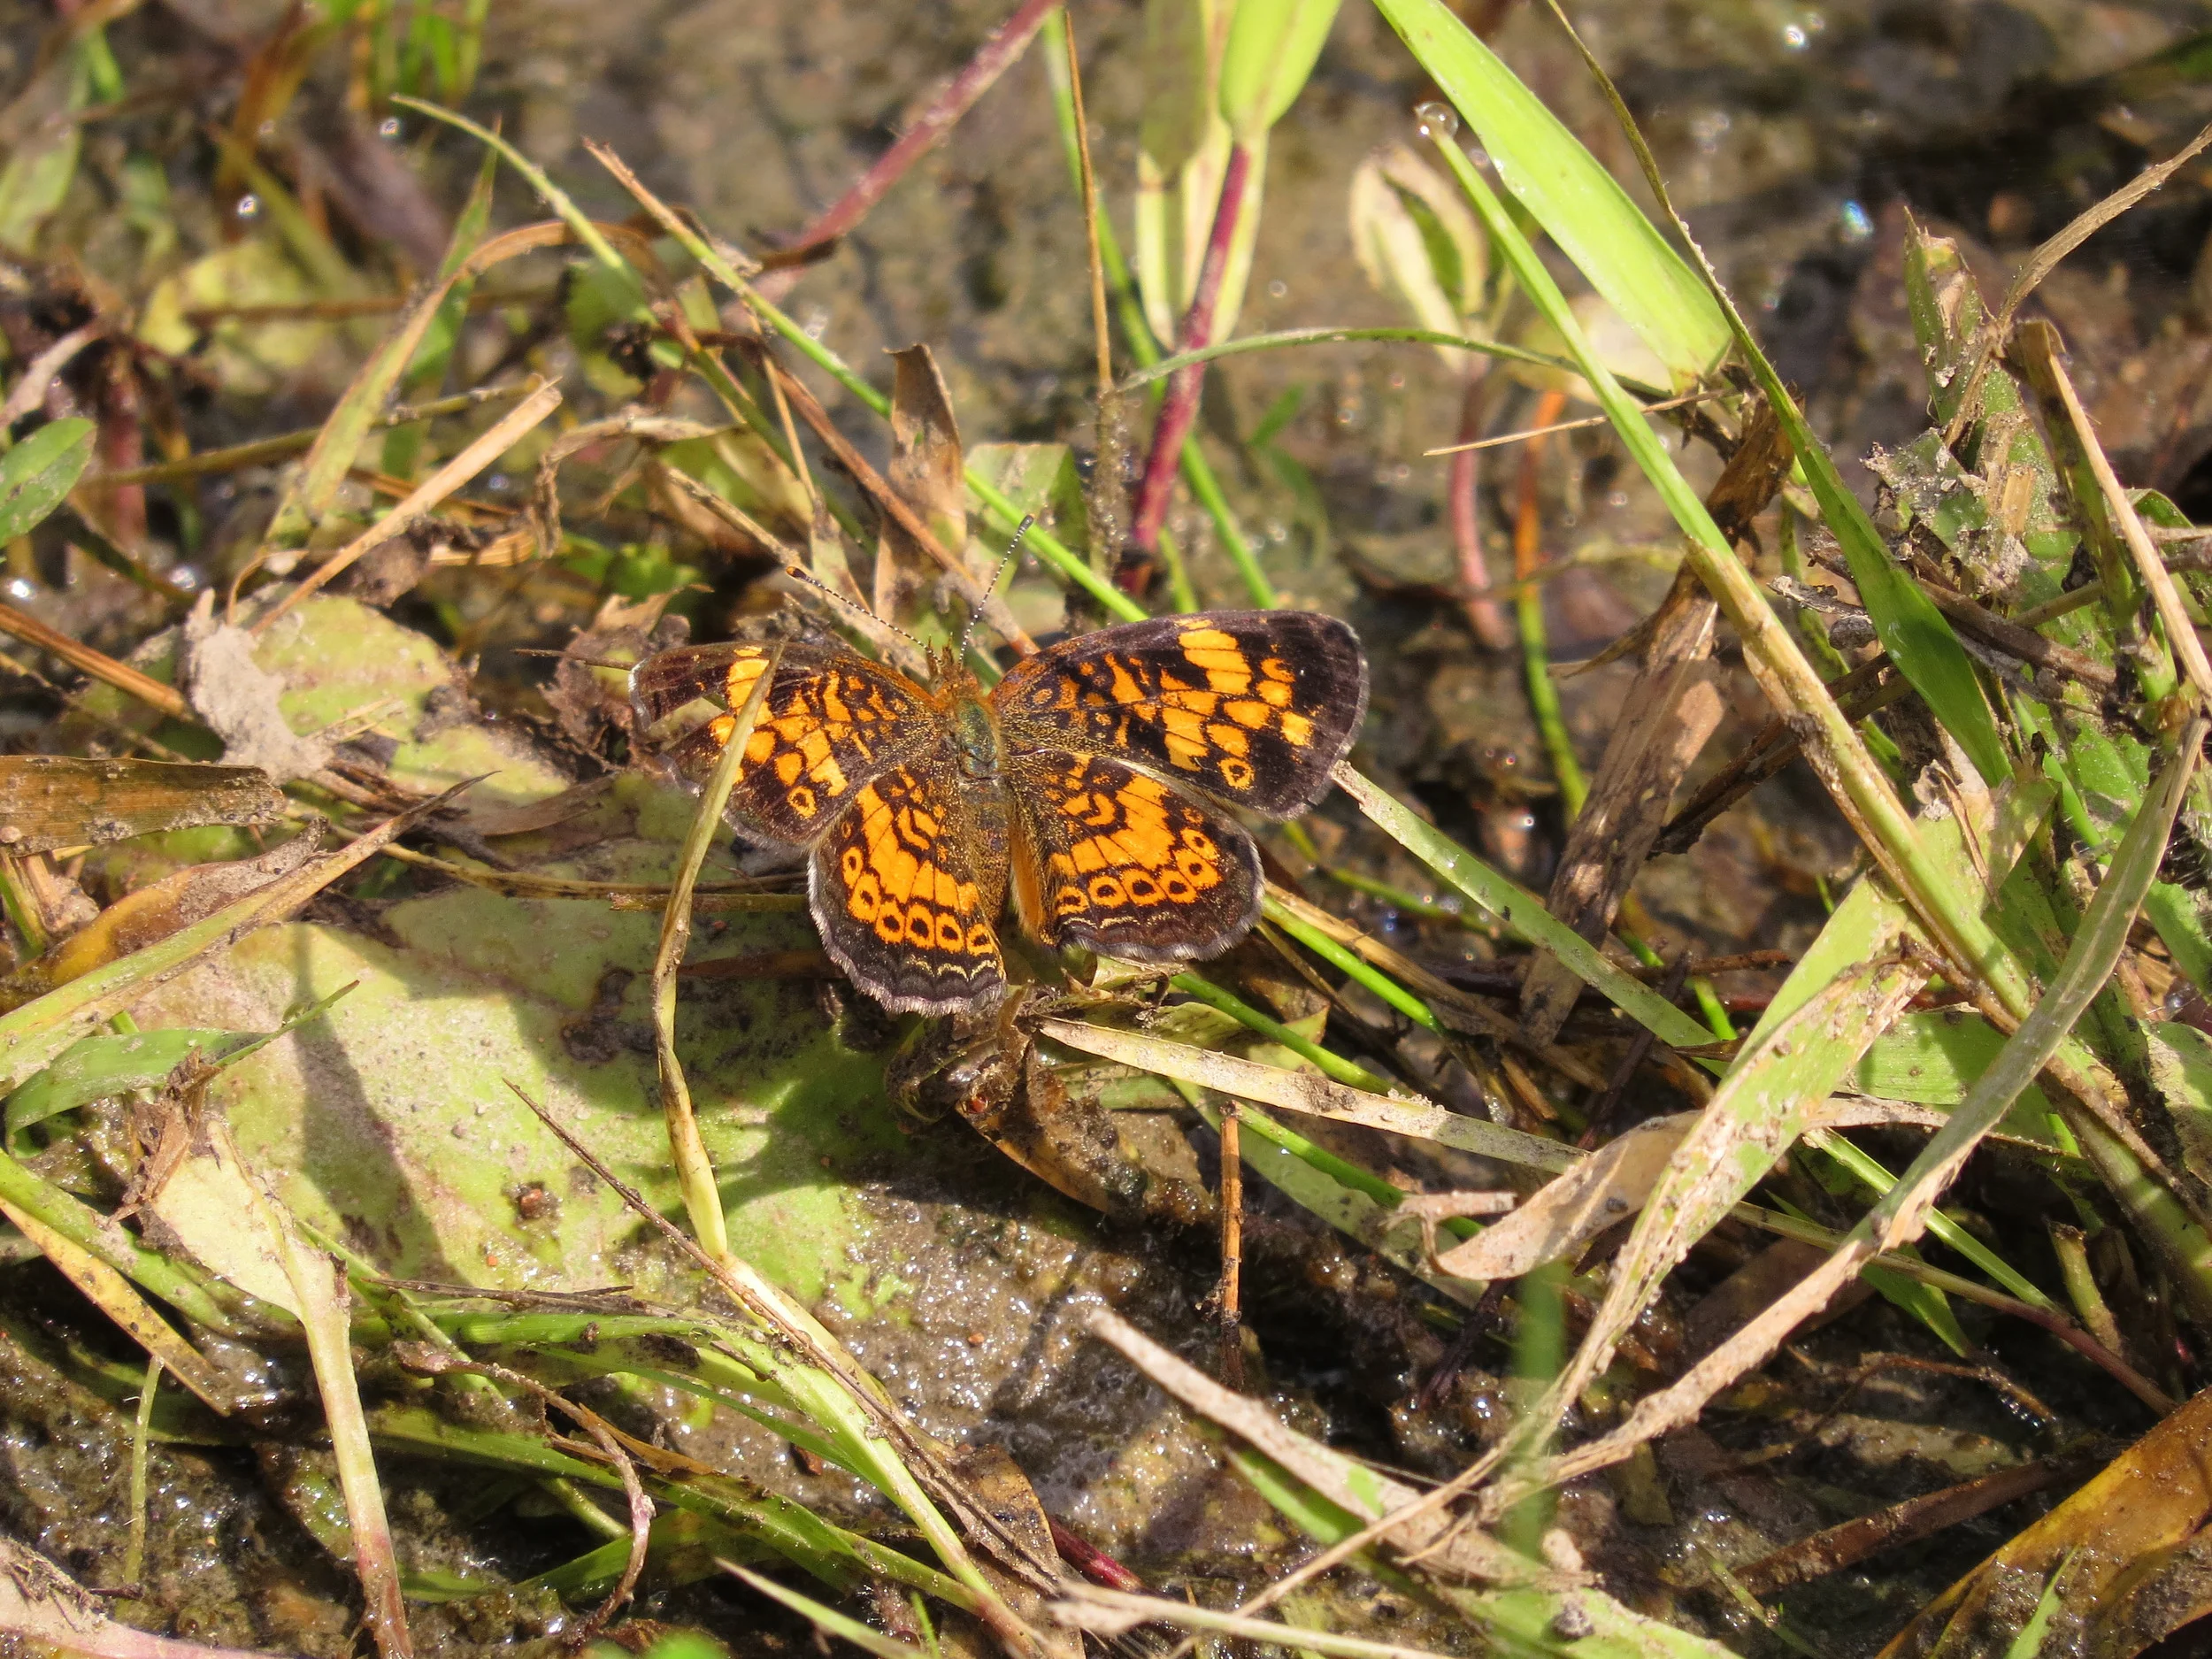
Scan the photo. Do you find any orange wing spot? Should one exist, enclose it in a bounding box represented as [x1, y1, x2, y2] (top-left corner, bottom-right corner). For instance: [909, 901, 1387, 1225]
[1257, 678, 1294, 708]
[1223, 699, 1271, 729]
[788, 785, 818, 818]
[821, 681, 852, 724]
[1088, 873, 1128, 907]
[1105, 657, 1145, 705]
[1161, 703, 1210, 749]
[1164, 733, 1207, 769]
[1178, 628, 1238, 650]
[775, 750, 803, 786]
[1279, 710, 1315, 748]
[1217, 757, 1256, 791]
[810, 753, 849, 795]
[723, 655, 770, 704]
[1205, 723, 1251, 758]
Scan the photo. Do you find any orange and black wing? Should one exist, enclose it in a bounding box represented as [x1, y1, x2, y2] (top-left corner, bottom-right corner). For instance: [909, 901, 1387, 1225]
[810, 758, 1007, 1014]
[989, 611, 1367, 818]
[630, 640, 942, 846]
[1007, 750, 1262, 963]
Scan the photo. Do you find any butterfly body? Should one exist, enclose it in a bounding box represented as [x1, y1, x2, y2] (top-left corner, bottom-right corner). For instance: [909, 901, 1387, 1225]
[631, 611, 1368, 1015]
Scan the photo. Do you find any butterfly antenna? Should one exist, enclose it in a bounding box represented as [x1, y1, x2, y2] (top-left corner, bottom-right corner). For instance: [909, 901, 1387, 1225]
[958, 514, 1034, 657]
[780, 562, 928, 657]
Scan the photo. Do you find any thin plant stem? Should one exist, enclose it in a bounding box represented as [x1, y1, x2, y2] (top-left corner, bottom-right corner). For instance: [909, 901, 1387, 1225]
[1450, 369, 1512, 649]
[1132, 142, 1255, 555]
[754, 0, 1061, 303]
[652, 645, 780, 1264]
[1513, 388, 1586, 815]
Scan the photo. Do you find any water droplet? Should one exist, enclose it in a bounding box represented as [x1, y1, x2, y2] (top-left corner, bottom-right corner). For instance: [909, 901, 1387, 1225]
[378, 116, 401, 139]
[1839, 199, 1874, 242]
[1413, 100, 1459, 142]
[235, 194, 260, 219]
[487, 473, 510, 492]
[4, 578, 33, 601]
[171, 565, 203, 591]
[1267, 278, 1287, 299]
[1782, 22, 1807, 47]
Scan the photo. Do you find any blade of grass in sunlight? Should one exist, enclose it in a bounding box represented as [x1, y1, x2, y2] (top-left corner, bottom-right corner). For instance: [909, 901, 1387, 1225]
[1536, 715, 2212, 1498]
[1367, 0, 1728, 385]
[1514, 4, 2013, 789]
[1331, 764, 1714, 1049]
[1408, 120, 2041, 1033]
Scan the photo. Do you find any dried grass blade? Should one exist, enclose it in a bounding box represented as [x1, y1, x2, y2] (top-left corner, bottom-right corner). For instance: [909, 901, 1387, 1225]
[652, 643, 779, 1265]
[258, 1171, 411, 1659]
[1032, 1018, 1574, 1173]
[250, 378, 563, 635]
[2019, 321, 2212, 701]
[0, 1194, 236, 1414]
[1530, 713, 2208, 1503]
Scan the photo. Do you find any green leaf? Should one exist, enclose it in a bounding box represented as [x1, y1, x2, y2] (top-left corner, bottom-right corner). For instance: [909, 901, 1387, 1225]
[5, 1027, 244, 1153]
[0, 418, 96, 541]
[1368, 0, 1726, 385]
[1218, 0, 1342, 142]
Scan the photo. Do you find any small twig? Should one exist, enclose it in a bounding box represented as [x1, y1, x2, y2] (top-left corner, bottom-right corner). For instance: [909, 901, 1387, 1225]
[409, 1354, 652, 1641]
[2021, 323, 2212, 702]
[1062, 17, 1112, 402]
[0, 603, 189, 720]
[1213, 1103, 1244, 1389]
[251, 379, 565, 636]
[1423, 387, 1731, 456]
[1942, 119, 2212, 450]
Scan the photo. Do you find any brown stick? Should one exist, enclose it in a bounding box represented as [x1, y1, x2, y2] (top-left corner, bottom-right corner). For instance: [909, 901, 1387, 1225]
[0, 603, 189, 719]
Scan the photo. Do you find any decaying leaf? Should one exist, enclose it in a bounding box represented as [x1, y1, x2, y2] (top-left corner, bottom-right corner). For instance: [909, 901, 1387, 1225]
[0, 757, 285, 854]
[1433, 1114, 1691, 1280]
[1879, 1389, 2212, 1659]
[180, 597, 336, 784]
[0, 828, 323, 1009]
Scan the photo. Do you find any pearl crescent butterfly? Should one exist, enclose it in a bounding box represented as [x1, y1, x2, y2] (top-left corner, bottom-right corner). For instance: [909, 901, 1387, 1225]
[630, 611, 1369, 1015]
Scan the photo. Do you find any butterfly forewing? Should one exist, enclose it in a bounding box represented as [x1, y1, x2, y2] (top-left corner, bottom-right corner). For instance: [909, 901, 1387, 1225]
[989, 611, 1368, 818]
[630, 641, 943, 845]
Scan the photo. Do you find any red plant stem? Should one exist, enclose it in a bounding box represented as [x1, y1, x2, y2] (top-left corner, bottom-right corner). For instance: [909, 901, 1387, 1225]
[756, 0, 1060, 302]
[1048, 1516, 1147, 1593]
[1130, 140, 1255, 553]
[1449, 367, 1512, 650]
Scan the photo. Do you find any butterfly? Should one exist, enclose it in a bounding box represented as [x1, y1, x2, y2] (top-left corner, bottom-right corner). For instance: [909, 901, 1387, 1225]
[630, 611, 1368, 1015]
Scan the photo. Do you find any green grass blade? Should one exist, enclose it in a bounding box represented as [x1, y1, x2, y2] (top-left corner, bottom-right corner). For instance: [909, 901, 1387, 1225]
[1333, 764, 1712, 1049]
[1368, 0, 1727, 385]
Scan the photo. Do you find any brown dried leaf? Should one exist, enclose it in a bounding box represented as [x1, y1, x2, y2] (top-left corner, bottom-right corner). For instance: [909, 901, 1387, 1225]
[1433, 1114, 1692, 1279]
[1878, 1389, 2212, 1659]
[0, 828, 322, 1008]
[875, 343, 967, 626]
[0, 757, 284, 854]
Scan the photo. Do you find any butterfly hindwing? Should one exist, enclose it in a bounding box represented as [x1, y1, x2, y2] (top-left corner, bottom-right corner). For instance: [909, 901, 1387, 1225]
[809, 757, 1009, 1015]
[1007, 749, 1262, 963]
